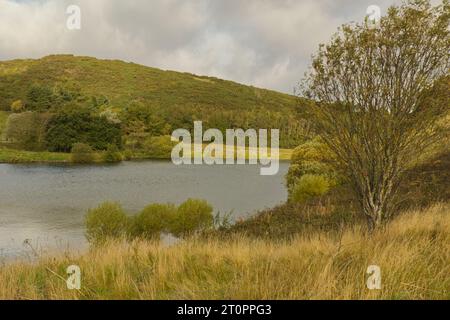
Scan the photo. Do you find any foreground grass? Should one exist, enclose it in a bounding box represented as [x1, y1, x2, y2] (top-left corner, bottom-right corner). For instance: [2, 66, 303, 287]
[0, 204, 448, 300]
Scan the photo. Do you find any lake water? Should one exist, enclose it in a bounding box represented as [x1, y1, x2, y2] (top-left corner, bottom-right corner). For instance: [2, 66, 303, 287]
[0, 161, 288, 260]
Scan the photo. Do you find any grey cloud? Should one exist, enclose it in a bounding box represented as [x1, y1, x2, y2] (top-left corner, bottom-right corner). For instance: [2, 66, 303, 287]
[0, 0, 402, 93]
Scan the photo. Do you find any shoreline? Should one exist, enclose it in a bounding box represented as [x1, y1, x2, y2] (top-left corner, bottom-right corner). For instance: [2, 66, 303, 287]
[0, 147, 293, 164]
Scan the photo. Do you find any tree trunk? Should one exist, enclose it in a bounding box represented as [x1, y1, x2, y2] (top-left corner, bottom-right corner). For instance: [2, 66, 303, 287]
[363, 199, 385, 232]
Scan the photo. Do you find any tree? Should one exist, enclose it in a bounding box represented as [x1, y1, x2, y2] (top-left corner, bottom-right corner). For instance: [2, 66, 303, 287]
[45, 109, 122, 152]
[26, 85, 54, 111]
[3, 112, 50, 150]
[301, 0, 449, 230]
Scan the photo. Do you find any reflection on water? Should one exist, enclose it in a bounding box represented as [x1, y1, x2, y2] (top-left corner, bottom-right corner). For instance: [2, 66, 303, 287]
[0, 161, 288, 260]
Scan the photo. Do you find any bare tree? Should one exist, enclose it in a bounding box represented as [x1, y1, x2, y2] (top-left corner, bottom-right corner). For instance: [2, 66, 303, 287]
[301, 0, 450, 230]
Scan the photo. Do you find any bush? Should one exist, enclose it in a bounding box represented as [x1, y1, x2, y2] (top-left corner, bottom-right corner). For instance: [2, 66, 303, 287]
[286, 139, 338, 198]
[170, 199, 214, 238]
[122, 149, 133, 161]
[71, 143, 95, 163]
[85, 202, 129, 243]
[291, 174, 331, 203]
[144, 136, 176, 159]
[129, 204, 177, 240]
[103, 144, 122, 163]
[10, 100, 24, 113]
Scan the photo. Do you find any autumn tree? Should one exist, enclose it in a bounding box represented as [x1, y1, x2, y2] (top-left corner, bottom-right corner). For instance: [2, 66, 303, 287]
[301, 0, 450, 230]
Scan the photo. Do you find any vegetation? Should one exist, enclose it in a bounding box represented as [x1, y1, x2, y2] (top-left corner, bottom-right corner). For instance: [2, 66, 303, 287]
[85, 199, 215, 244]
[301, 0, 449, 230]
[0, 55, 309, 152]
[0, 204, 448, 300]
[0, 148, 71, 163]
[85, 202, 129, 244]
[286, 139, 337, 198]
[0, 0, 448, 302]
[10, 100, 24, 113]
[2, 111, 50, 150]
[70, 143, 95, 164]
[290, 174, 331, 203]
[46, 109, 122, 152]
[103, 144, 122, 163]
[170, 199, 214, 238]
[0, 110, 10, 137]
[129, 204, 177, 240]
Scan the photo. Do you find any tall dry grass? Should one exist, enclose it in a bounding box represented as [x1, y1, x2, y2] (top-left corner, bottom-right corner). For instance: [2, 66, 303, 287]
[0, 204, 448, 300]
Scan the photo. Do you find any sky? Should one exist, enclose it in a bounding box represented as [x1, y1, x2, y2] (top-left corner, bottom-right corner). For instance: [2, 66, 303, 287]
[0, 0, 412, 93]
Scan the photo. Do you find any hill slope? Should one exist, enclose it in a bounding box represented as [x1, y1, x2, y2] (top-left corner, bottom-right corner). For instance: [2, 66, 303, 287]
[0, 55, 307, 149]
[0, 55, 297, 111]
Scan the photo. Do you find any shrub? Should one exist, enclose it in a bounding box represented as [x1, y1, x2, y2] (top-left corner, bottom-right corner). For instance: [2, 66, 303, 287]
[291, 174, 331, 203]
[103, 144, 122, 163]
[286, 139, 338, 198]
[144, 136, 176, 159]
[71, 143, 94, 163]
[170, 199, 214, 238]
[10, 100, 24, 113]
[129, 204, 177, 240]
[85, 202, 129, 243]
[122, 149, 133, 161]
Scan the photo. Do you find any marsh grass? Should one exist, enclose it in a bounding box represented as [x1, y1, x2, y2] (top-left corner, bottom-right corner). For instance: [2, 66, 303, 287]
[0, 204, 448, 300]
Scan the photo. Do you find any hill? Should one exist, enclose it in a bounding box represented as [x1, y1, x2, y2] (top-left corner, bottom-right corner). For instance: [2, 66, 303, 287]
[0, 55, 307, 149]
[0, 55, 297, 111]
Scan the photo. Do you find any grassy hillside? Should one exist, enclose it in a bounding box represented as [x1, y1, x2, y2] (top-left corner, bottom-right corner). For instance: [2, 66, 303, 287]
[0, 55, 297, 112]
[0, 55, 308, 153]
[1, 204, 448, 300]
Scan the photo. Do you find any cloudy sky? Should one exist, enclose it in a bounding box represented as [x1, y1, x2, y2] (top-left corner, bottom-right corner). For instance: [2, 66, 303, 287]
[0, 0, 410, 93]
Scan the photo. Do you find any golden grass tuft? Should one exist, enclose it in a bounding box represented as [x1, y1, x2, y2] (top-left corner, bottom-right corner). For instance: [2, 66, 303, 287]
[0, 204, 449, 300]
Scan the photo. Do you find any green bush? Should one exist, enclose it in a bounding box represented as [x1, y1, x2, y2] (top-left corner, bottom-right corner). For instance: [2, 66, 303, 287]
[129, 204, 177, 240]
[103, 144, 122, 163]
[122, 149, 133, 161]
[144, 136, 176, 159]
[71, 143, 95, 163]
[10, 100, 24, 113]
[85, 202, 129, 243]
[170, 199, 214, 238]
[291, 174, 331, 203]
[286, 139, 338, 198]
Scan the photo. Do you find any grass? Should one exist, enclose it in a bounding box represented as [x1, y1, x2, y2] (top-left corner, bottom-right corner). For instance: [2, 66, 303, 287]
[0, 148, 71, 163]
[0, 55, 298, 112]
[0, 111, 9, 136]
[0, 204, 448, 300]
[189, 144, 293, 161]
[0, 145, 293, 164]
